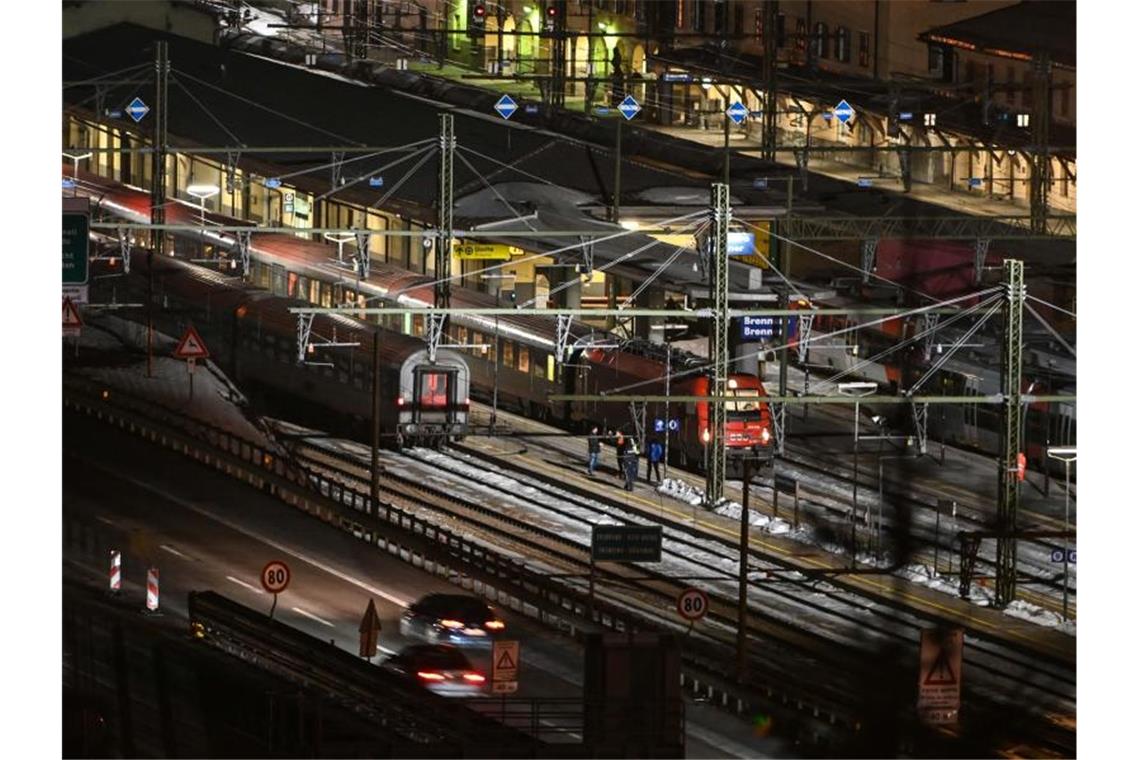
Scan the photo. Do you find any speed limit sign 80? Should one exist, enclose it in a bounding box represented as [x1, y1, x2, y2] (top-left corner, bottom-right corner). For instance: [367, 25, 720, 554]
[677, 588, 708, 622]
[261, 560, 291, 594]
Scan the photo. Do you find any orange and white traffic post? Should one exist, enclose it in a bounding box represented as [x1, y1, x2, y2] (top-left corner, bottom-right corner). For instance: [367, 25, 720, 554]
[109, 550, 122, 594]
[145, 567, 160, 613]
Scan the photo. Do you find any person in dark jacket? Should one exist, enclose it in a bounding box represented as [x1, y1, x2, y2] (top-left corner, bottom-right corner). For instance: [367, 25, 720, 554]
[587, 427, 601, 476]
[646, 438, 664, 484]
[623, 437, 640, 491]
[613, 430, 626, 474]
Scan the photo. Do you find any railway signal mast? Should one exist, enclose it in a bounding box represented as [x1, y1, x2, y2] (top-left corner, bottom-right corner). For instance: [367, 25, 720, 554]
[706, 183, 731, 505]
[995, 260, 1025, 607]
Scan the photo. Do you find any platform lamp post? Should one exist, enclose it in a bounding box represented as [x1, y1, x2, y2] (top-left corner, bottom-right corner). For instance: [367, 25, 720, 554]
[838, 382, 877, 566]
[1046, 446, 1077, 621]
[63, 151, 93, 197]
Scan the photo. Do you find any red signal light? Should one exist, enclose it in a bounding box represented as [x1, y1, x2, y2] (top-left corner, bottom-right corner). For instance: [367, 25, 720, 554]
[547, 5, 557, 16]
[474, 3, 486, 17]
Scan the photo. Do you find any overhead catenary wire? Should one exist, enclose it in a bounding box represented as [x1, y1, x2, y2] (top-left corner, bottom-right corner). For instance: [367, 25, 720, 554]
[173, 67, 365, 146]
[379, 208, 709, 304]
[172, 77, 245, 147]
[454, 150, 538, 232]
[602, 287, 1004, 395]
[906, 299, 1003, 395]
[619, 224, 709, 310]
[1024, 303, 1077, 359]
[808, 292, 1003, 393]
[319, 143, 437, 203]
[276, 137, 435, 183]
[1026, 293, 1076, 319]
[370, 146, 438, 209]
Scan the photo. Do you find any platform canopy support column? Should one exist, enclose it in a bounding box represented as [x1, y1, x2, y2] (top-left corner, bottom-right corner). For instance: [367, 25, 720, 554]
[995, 259, 1025, 607]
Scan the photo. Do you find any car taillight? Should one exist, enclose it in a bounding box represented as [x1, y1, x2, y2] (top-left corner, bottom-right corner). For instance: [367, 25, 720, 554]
[417, 671, 446, 681]
[485, 620, 505, 630]
[761, 427, 771, 444]
[462, 673, 486, 683]
[440, 619, 464, 629]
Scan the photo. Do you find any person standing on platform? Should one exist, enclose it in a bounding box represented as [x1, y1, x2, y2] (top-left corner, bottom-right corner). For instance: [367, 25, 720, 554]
[623, 437, 640, 491]
[587, 427, 601, 476]
[613, 430, 626, 475]
[646, 437, 664, 484]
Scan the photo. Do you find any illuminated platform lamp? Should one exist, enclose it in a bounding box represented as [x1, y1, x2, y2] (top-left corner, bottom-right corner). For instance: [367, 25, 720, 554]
[187, 183, 220, 225]
[323, 232, 357, 266]
[1046, 446, 1077, 622]
[63, 151, 93, 193]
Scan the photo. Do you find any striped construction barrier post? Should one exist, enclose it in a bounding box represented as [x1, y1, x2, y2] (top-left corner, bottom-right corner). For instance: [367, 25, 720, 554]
[109, 550, 121, 594]
[146, 567, 160, 612]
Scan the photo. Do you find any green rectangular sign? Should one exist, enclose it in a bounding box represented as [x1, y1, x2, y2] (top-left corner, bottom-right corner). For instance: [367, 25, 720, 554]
[62, 208, 89, 285]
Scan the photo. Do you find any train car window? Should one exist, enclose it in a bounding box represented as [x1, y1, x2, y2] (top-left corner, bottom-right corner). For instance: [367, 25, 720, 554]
[487, 336, 497, 364]
[518, 346, 530, 374]
[533, 353, 546, 380]
[546, 354, 556, 382]
[418, 371, 450, 407]
[502, 341, 514, 368]
[320, 281, 333, 308]
[412, 315, 424, 337]
[271, 265, 287, 296]
[287, 272, 299, 298]
[308, 279, 320, 304]
[456, 326, 468, 346]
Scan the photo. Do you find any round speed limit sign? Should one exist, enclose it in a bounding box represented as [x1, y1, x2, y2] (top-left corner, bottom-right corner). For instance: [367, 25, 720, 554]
[677, 588, 709, 622]
[260, 560, 291, 594]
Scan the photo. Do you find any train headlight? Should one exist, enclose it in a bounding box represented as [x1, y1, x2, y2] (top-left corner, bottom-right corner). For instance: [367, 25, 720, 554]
[760, 427, 771, 444]
[728, 378, 738, 389]
[701, 428, 710, 444]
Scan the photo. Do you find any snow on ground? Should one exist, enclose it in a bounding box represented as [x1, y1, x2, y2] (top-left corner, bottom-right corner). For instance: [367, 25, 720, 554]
[656, 476, 1076, 635]
[68, 315, 274, 448]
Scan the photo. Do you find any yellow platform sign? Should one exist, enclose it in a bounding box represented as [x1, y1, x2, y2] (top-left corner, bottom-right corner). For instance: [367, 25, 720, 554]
[453, 241, 517, 260]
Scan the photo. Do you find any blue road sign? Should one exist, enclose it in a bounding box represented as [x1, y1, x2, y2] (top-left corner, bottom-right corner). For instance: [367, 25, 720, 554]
[594, 106, 611, 116]
[968, 177, 983, 188]
[833, 99, 855, 125]
[494, 94, 519, 120]
[662, 72, 691, 82]
[1050, 549, 1076, 563]
[126, 97, 150, 123]
[654, 418, 665, 433]
[107, 109, 123, 119]
[740, 316, 775, 341]
[822, 112, 833, 121]
[264, 177, 282, 189]
[618, 95, 641, 121]
[62, 178, 76, 190]
[369, 176, 384, 187]
[726, 102, 748, 125]
[752, 178, 768, 190]
[857, 178, 873, 188]
[668, 418, 680, 432]
[899, 111, 914, 121]
[524, 103, 539, 115]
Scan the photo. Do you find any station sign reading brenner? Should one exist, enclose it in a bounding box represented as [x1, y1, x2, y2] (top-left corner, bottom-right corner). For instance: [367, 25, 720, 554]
[591, 525, 662, 562]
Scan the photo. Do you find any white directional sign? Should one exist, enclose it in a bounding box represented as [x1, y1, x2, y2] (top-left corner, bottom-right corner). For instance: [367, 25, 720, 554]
[492, 639, 519, 694]
[917, 628, 963, 726]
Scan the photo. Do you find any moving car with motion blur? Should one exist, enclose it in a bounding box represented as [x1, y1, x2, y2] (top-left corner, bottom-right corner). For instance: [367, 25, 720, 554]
[398, 593, 505, 647]
[381, 644, 487, 697]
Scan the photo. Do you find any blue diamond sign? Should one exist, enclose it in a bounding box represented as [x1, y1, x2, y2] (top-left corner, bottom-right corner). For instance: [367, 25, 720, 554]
[494, 94, 518, 120]
[833, 99, 855, 125]
[126, 97, 150, 123]
[618, 95, 641, 121]
[264, 177, 282, 189]
[726, 102, 748, 125]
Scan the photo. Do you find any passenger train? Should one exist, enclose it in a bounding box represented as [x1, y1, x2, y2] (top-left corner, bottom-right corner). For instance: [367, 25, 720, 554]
[73, 169, 775, 463]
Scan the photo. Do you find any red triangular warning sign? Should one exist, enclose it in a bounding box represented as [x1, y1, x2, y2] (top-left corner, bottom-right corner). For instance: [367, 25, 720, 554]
[173, 325, 210, 360]
[496, 648, 516, 671]
[62, 297, 83, 328]
[924, 646, 957, 686]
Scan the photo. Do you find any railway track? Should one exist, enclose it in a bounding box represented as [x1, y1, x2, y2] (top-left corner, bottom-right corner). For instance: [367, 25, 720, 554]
[474, 403, 1077, 620]
[270, 421, 1074, 751]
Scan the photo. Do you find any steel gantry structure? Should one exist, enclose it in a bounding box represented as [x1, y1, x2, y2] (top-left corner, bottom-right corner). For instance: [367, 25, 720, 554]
[707, 183, 731, 505]
[995, 259, 1026, 607]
